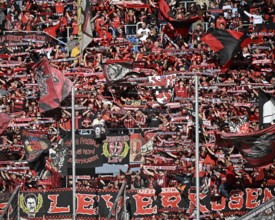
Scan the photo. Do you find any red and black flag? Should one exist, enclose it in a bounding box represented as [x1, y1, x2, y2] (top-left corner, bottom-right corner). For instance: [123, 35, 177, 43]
[215, 124, 275, 167]
[148, 74, 177, 105]
[259, 90, 275, 129]
[50, 66, 72, 103]
[103, 60, 134, 82]
[33, 58, 72, 112]
[22, 130, 50, 163]
[201, 29, 252, 66]
[80, 0, 93, 52]
[0, 113, 11, 135]
[159, 0, 200, 38]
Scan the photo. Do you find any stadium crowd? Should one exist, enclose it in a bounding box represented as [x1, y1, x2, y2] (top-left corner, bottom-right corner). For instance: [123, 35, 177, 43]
[0, 0, 274, 218]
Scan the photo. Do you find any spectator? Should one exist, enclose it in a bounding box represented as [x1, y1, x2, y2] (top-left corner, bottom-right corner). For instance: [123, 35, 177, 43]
[136, 22, 151, 42]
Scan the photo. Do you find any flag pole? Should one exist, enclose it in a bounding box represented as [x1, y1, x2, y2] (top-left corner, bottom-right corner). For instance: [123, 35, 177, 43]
[71, 86, 76, 220]
[195, 75, 200, 220]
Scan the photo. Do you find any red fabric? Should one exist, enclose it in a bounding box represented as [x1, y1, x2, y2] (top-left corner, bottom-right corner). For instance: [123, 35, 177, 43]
[201, 33, 224, 52]
[0, 113, 11, 135]
[55, 2, 64, 14]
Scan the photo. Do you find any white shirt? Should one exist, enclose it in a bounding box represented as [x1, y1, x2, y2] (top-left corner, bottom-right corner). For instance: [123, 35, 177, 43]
[92, 118, 105, 127]
[244, 11, 263, 25]
[137, 27, 150, 41]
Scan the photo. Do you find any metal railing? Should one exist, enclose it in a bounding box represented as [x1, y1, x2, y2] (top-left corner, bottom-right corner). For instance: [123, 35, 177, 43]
[0, 186, 20, 220]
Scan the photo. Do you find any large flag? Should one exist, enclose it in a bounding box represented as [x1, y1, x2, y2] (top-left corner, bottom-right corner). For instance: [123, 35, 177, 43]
[0, 113, 11, 135]
[159, 0, 200, 38]
[215, 124, 275, 167]
[103, 60, 134, 82]
[148, 74, 177, 105]
[50, 66, 72, 102]
[201, 29, 252, 66]
[22, 130, 50, 163]
[259, 90, 275, 129]
[33, 58, 72, 112]
[80, 0, 93, 53]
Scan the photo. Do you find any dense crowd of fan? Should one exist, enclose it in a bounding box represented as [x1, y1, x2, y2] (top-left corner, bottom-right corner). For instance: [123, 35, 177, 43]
[0, 0, 274, 218]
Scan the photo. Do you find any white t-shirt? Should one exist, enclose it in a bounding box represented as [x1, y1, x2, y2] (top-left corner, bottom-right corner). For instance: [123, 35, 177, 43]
[137, 27, 150, 41]
[244, 11, 263, 25]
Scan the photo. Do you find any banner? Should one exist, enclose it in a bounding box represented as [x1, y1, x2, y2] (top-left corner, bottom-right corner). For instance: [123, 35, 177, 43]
[0, 32, 54, 46]
[102, 135, 130, 164]
[64, 134, 103, 173]
[130, 133, 145, 163]
[49, 146, 68, 176]
[0, 192, 12, 217]
[18, 186, 275, 219]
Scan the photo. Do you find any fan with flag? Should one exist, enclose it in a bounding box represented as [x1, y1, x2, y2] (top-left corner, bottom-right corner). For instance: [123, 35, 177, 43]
[159, 0, 200, 38]
[216, 124, 275, 167]
[33, 58, 72, 112]
[201, 29, 252, 68]
[103, 60, 134, 82]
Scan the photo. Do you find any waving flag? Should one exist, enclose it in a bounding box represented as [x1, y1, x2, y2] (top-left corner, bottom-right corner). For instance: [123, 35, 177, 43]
[22, 130, 50, 163]
[80, 0, 93, 52]
[34, 58, 72, 112]
[259, 90, 275, 129]
[216, 124, 275, 167]
[50, 66, 72, 102]
[201, 29, 252, 66]
[103, 60, 134, 82]
[159, 0, 200, 38]
[148, 74, 177, 105]
[0, 113, 11, 135]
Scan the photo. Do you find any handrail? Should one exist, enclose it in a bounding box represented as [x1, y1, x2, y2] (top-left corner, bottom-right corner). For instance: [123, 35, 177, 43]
[0, 185, 20, 220]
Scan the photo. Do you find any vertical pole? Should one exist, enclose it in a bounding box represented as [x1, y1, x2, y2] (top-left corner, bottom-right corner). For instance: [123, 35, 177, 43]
[72, 86, 76, 220]
[195, 75, 200, 220]
[123, 188, 127, 220]
[66, 27, 70, 57]
[17, 189, 20, 220]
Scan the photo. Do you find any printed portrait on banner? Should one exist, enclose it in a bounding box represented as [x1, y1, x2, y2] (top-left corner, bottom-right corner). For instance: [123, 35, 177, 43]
[20, 193, 43, 218]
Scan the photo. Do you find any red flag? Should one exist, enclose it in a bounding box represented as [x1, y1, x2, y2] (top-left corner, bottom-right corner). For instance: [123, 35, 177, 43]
[159, 0, 200, 38]
[50, 66, 72, 102]
[33, 58, 72, 112]
[216, 124, 275, 167]
[0, 113, 11, 134]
